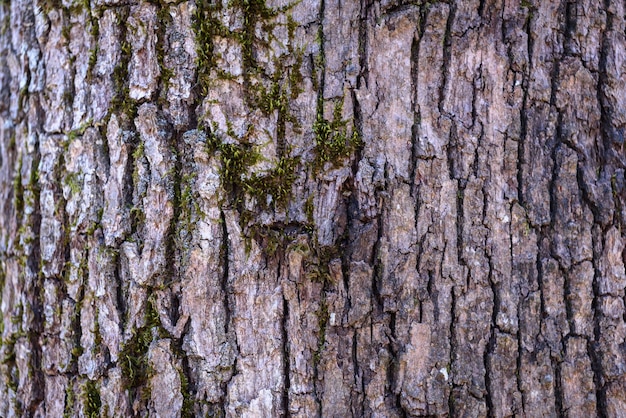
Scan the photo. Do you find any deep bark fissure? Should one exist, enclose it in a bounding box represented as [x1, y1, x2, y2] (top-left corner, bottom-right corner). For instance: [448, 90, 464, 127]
[281, 295, 290, 417]
[26, 160, 44, 415]
[515, 304, 526, 413]
[589, 226, 609, 418]
[409, 28, 422, 197]
[517, 2, 534, 212]
[455, 178, 466, 268]
[483, 274, 496, 418]
[113, 253, 126, 336]
[219, 210, 231, 334]
[447, 287, 458, 417]
[387, 311, 407, 417]
[552, 351, 565, 417]
[438, 2, 456, 116]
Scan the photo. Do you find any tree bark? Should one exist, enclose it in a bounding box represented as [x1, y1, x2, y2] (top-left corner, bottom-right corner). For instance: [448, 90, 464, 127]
[1, 0, 625, 416]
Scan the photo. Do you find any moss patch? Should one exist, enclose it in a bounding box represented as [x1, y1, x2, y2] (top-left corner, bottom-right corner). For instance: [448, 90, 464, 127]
[313, 100, 362, 171]
[119, 297, 161, 397]
[83, 380, 101, 418]
[205, 128, 300, 213]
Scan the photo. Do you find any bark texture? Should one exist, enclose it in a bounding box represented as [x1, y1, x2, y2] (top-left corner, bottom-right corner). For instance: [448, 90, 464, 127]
[1, 0, 626, 416]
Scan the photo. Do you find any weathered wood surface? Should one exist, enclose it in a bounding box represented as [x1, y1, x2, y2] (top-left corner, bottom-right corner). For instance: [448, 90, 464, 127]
[1, 0, 625, 416]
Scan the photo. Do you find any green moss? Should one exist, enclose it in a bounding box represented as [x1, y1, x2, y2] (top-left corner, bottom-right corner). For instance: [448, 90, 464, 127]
[247, 225, 285, 256]
[2, 332, 22, 414]
[192, 0, 230, 95]
[304, 195, 314, 224]
[64, 172, 82, 196]
[132, 141, 145, 163]
[193, 0, 302, 104]
[93, 308, 103, 349]
[251, 53, 303, 147]
[13, 157, 24, 218]
[305, 245, 341, 283]
[312, 299, 328, 367]
[40, 0, 61, 14]
[65, 120, 93, 150]
[70, 345, 84, 361]
[206, 128, 301, 213]
[109, 33, 138, 120]
[0, 13, 8, 36]
[63, 381, 76, 418]
[247, 155, 299, 209]
[155, 3, 174, 102]
[217, 142, 261, 198]
[119, 297, 161, 398]
[83, 380, 101, 418]
[254, 77, 288, 116]
[132, 141, 145, 186]
[230, 0, 278, 74]
[310, 20, 361, 171]
[177, 172, 205, 238]
[311, 26, 325, 92]
[178, 368, 193, 418]
[313, 100, 362, 171]
[288, 49, 304, 100]
[20, 163, 39, 216]
[192, 0, 309, 252]
[131, 142, 148, 229]
[87, 45, 98, 77]
[61, 24, 71, 42]
[85, 208, 104, 237]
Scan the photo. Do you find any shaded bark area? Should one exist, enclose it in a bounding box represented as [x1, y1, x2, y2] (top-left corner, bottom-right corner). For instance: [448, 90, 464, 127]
[1, 0, 625, 416]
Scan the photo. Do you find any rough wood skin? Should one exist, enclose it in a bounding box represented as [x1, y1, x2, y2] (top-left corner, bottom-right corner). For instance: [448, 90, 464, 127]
[1, 0, 625, 416]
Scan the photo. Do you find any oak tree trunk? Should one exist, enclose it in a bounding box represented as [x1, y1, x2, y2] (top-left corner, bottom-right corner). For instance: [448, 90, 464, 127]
[1, 0, 625, 416]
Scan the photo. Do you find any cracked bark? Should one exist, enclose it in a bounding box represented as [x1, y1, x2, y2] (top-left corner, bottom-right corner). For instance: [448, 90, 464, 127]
[1, 0, 626, 416]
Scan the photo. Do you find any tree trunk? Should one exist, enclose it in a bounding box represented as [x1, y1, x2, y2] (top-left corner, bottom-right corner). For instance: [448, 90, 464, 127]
[1, 0, 625, 416]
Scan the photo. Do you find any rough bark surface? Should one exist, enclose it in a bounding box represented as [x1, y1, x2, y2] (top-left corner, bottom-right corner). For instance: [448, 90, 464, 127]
[1, 0, 625, 416]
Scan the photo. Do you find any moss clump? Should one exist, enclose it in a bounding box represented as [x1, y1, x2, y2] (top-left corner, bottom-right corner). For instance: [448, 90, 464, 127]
[85, 208, 104, 237]
[177, 172, 204, 238]
[131, 141, 146, 187]
[192, 0, 302, 105]
[12, 157, 24, 218]
[64, 172, 82, 196]
[231, 0, 278, 75]
[312, 299, 329, 367]
[83, 380, 101, 418]
[313, 100, 362, 171]
[192, 0, 231, 95]
[214, 141, 261, 199]
[521, 0, 532, 8]
[178, 368, 193, 418]
[110, 30, 138, 120]
[251, 54, 303, 153]
[205, 128, 299, 212]
[119, 298, 160, 393]
[63, 381, 76, 418]
[155, 3, 174, 103]
[246, 225, 286, 256]
[304, 245, 342, 284]
[66, 120, 93, 144]
[246, 155, 299, 209]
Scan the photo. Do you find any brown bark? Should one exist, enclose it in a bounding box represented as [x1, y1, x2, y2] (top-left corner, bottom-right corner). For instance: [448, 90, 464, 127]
[1, 0, 625, 416]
